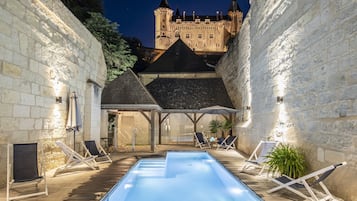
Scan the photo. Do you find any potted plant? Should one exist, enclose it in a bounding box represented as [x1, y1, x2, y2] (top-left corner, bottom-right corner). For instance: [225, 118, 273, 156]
[209, 120, 222, 137]
[266, 144, 306, 179]
[222, 119, 233, 136]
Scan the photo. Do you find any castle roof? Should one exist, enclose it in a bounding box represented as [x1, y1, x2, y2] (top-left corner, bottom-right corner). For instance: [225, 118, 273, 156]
[142, 39, 214, 73]
[158, 0, 170, 9]
[146, 78, 234, 110]
[171, 0, 242, 21]
[228, 0, 242, 12]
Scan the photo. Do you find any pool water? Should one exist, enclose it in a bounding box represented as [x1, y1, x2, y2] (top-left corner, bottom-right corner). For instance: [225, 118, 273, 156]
[101, 151, 262, 201]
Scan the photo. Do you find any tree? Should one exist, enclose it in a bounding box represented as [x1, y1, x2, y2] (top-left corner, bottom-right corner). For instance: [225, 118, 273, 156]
[84, 12, 137, 82]
[61, 0, 103, 22]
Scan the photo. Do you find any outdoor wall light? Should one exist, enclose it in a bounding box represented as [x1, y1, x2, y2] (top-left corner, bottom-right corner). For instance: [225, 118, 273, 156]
[246, 106, 251, 110]
[56, 96, 62, 104]
[277, 96, 284, 104]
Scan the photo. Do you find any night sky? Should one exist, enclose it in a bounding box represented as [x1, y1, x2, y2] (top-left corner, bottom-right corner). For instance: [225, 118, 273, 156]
[103, 0, 250, 48]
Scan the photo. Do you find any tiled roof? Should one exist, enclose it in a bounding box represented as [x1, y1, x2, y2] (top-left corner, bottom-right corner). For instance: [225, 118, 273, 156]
[101, 70, 157, 105]
[146, 78, 234, 110]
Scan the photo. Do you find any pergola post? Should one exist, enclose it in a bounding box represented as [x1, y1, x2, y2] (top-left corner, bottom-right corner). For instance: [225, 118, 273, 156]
[150, 110, 155, 152]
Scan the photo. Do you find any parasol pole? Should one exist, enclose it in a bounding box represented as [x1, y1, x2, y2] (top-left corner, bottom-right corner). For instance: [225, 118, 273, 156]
[73, 130, 76, 151]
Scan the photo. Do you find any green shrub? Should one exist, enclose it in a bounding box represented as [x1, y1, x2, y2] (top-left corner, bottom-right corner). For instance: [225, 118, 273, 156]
[266, 144, 306, 179]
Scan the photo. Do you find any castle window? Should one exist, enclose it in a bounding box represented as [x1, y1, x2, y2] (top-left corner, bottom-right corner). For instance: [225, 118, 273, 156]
[198, 34, 202, 39]
[209, 34, 214, 39]
[186, 34, 190, 38]
[195, 19, 200, 24]
[205, 19, 210, 24]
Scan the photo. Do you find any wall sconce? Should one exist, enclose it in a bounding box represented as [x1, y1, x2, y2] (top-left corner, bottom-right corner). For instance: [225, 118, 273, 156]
[56, 96, 62, 104]
[277, 96, 283, 104]
[245, 106, 251, 110]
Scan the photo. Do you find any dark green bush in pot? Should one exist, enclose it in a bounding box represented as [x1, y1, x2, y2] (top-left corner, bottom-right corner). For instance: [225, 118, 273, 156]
[266, 144, 306, 179]
[209, 120, 222, 136]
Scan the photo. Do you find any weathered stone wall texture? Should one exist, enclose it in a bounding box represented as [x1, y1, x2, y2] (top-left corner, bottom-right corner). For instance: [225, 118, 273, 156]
[0, 0, 106, 186]
[217, 0, 356, 200]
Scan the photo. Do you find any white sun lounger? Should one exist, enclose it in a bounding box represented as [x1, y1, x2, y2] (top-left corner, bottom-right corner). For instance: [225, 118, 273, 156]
[216, 135, 237, 151]
[82, 140, 112, 163]
[267, 162, 347, 201]
[194, 132, 211, 149]
[54, 141, 98, 176]
[6, 143, 48, 201]
[241, 140, 279, 175]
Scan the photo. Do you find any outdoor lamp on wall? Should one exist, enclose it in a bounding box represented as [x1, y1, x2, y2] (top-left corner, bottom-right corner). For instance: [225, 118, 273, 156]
[56, 96, 62, 104]
[277, 96, 283, 104]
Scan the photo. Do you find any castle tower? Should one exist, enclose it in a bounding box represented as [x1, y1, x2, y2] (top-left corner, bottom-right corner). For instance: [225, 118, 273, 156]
[154, 0, 174, 50]
[228, 0, 243, 36]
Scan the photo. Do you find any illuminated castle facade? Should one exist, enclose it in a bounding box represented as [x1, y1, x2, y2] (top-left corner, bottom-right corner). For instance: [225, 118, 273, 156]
[154, 0, 243, 52]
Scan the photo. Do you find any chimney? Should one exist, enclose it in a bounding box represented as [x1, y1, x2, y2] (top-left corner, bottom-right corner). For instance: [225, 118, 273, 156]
[183, 11, 186, 20]
[193, 11, 195, 20]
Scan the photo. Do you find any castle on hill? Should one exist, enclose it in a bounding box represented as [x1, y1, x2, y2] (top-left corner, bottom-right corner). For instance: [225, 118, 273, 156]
[154, 0, 243, 52]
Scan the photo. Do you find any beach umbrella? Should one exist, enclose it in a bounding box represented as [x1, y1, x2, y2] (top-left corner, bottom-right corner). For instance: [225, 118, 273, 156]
[66, 92, 82, 150]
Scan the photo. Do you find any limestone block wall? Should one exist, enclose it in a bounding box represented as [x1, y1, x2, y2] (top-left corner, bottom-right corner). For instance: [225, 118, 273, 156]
[217, 0, 356, 200]
[0, 0, 106, 186]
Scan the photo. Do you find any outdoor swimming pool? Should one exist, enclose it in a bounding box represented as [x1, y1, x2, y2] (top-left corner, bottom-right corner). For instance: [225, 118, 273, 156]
[101, 151, 262, 201]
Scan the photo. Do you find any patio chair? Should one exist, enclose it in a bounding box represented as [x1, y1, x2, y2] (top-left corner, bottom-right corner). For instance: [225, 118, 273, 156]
[194, 132, 211, 149]
[267, 162, 347, 201]
[216, 135, 237, 151]
[54, 141, 98, 176]
[82, 140, 112, 163]
[6, 143, 48, 201]
[241, 140, 279, 175]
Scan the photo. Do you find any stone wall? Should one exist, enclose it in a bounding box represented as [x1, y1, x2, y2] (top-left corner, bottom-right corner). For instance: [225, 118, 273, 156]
[217, 0, 356, 200]
[0, 0, 106, 186]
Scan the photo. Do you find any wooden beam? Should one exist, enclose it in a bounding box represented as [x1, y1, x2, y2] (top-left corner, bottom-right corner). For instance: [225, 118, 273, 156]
[160, 113, 170, 124]
[139, 111, 150, 122]
[150, 110, 155, 152]
[158, 113, 171, 145]
[158, 113, 162, 145]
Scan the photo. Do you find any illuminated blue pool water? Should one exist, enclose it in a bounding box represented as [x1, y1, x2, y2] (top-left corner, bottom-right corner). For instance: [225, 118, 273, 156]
[101, 151, 262, 201]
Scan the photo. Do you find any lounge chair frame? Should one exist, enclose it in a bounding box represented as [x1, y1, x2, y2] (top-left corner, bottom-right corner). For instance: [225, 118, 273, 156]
[216, 135, 237, 151]
[55, 141, 98, 176]
[267, 162, 347, 201]
[6, 143, 48, 201]
[194, 132, 211, 149]
[82, 140, 112, 163]
[241, 140, 279, 175]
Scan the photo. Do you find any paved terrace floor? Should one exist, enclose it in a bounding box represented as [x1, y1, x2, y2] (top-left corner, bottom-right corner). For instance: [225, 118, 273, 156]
[0, 144, 343, 201]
